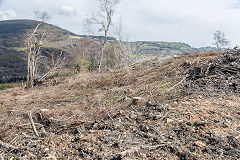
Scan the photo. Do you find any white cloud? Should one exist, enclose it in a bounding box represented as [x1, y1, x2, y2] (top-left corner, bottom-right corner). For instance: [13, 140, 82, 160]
[0, 10, 16, 20]
[58, 5, 77, 16]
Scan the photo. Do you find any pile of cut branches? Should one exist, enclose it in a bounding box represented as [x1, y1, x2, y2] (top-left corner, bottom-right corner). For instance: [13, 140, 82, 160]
[185, 49, 240, 95]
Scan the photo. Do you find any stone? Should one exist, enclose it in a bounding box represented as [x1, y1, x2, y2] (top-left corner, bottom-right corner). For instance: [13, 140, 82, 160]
[140, 124, 150, 132]
[166, 119, 174, 124]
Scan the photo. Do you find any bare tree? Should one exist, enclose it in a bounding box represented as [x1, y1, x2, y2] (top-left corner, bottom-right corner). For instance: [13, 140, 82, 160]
[26, 11, 50, 88]
[108, 18, 152, 69]
[213, 30, 230, 50]
[84, 0, 120, 72]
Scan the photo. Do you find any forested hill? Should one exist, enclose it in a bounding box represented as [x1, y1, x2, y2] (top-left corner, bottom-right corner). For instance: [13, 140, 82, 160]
[132, 41, 196, 56]
[0, 19, 77, 83]
[0, 19, 75, 47]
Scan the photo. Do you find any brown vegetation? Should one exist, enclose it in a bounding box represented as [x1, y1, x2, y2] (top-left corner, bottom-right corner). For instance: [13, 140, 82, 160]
[0, 50, 239, 159]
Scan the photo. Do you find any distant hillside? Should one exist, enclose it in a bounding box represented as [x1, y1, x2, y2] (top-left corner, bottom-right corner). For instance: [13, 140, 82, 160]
[197, 46, 217, 51]
[0, 47, 26, 83]
[0, 19, 76, 48]
[0, 19, 77, 82]
[132, 41, 196, 56]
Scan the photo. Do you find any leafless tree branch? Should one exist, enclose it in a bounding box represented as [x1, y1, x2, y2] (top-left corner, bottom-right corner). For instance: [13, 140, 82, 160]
[83, 0, 120, 72]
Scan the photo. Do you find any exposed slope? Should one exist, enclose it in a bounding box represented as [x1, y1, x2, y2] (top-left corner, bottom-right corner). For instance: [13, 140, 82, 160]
[0, 50, 239, 159]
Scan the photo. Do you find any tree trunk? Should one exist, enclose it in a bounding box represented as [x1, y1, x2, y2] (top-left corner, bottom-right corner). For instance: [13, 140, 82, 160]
[98, 45, 105, 72]
[26, 44, 33, 88]
[98, 29, 108, 72]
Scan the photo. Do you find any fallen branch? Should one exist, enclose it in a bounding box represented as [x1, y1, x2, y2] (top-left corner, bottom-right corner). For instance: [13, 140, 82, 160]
[22, 133, 43, 140]
[119, 147, 140, 157]
[18, 123, 43, 127]
[28, 112, 39, 137]
[167, 76, 187, 92]
[141, 143, 170, 150]
[0, 140, 18, 150]
[49, 114, 76, 122]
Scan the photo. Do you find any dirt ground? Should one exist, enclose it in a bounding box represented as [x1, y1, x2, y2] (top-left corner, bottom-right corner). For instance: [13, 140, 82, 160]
[0, 50, 239, 159]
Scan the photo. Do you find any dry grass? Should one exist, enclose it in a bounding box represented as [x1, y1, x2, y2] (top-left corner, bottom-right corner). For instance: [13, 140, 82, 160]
[1, 50, 239, 159]
[0, 50, 224, 140]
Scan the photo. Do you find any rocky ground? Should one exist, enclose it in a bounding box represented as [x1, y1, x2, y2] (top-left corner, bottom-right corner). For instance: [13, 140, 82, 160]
[0, 50, 239, 159]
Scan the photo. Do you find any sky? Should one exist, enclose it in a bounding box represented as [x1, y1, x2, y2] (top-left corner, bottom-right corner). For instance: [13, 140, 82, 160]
[0, 0, 240, 47]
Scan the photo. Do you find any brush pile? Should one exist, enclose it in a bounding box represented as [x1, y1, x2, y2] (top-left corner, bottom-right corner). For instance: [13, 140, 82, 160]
[185, 49, 240, 95]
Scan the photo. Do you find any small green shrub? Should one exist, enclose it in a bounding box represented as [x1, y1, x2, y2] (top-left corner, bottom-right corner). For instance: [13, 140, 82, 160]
[105, 94, 125, 105]
[64, 69, 78, 77]
[74, 59, 91, 73]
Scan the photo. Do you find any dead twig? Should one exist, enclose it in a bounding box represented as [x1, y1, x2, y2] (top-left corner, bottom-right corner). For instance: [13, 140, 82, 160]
[49, 114, 76, 122]
[0, 140, 19, 150]
[18, 123, 43, 127]
[22, 133, 44, 140]
[167, 76, 187, 92]
[28, 112, 39, 137]
[117, 147, 140, 157]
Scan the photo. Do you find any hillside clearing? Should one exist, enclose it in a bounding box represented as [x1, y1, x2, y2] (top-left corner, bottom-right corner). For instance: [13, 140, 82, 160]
[0, 50, 239, 159]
